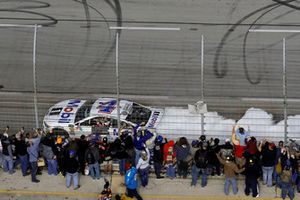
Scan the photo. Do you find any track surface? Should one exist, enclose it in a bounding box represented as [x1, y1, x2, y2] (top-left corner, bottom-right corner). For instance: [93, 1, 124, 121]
[1, 0, 300, 130]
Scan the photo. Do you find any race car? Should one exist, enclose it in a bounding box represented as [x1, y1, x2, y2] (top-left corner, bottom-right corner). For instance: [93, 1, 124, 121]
[43, 97, 164, 139]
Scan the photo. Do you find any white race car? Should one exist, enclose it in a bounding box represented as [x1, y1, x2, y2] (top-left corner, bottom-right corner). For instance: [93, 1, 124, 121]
[43, 97, 164, 139]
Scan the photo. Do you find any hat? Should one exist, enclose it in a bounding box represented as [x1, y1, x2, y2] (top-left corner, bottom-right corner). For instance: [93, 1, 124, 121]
[225, 138, 230, 143]
[191, 140, 199, 147]
[156, 135, 163, 143]
[69, 149, 76, 157]
[3, 133, 8, 138]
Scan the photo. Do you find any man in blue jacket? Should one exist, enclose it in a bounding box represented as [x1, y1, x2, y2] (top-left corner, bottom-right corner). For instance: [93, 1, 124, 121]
[125, 166, 143, 200]
[133, 123, 153, 165]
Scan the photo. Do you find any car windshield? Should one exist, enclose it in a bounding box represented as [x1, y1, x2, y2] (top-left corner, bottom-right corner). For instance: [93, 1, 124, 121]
[74, 100, 95, 122]
[125, 103, 151, 125]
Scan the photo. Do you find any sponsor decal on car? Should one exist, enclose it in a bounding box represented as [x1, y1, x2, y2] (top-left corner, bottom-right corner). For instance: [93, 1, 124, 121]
[147, 111, 160, 128]
[58, 99, 81, 123]
[97, 100, 117, 114]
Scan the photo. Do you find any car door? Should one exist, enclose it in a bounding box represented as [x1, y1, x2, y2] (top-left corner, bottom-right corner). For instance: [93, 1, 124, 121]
[74, 118, 93, 136]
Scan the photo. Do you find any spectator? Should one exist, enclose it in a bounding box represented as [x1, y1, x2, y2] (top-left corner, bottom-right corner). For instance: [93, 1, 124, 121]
[41, 134, 58, 176]
[175, 137, 191, 178]
[294, 155, 300, 193]
[65, 149, 80, 190]
[217, 152, 244, 195]
[191, 141, 209, 187]
[153, 135, 165, 179]
[245, 137, 258, 155]
[15, 132, 28, 176]
[0, 126, 9, 169]
[85, 142, 100, 180]
[27, 130, 42, 183]
[1, 133, 15, 174]
[125, 166, 143, 200]
[77, 135, 89, 175]
[208, 138, 221, 176]
[244, 153, 261, 197]
[232, 125, 250, 168]
[259, 140, 276, 187]
[110, 137, 127, 176]
[136, 147, 150, 187]
[120, 129, 135, 169]
[99, 137, 112, 174]
[163, 140, 176, 179]
[280, 165, 295, 200]
[219, 138, 234, 161]
[133, 123, 153, 165]
[275, 141, 285, 185]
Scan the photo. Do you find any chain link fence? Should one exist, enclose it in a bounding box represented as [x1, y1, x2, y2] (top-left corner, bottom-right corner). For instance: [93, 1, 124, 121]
[0, 24, 300, 141]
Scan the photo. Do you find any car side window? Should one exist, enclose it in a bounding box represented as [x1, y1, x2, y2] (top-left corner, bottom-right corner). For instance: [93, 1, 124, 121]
[80, 119, 90, 126]
[110, 118, 118, 128]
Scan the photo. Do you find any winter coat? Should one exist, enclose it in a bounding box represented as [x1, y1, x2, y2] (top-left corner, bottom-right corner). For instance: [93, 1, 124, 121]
[217, 154, 244, 178]
[15, 139, 28, 156]
[1, 138, 13, 157]
[125, 167, 138, 189]
[163, 140, 176, 162]
[153, 142, 164, 163]
[41, 137, 57, 160]
[261, 146, 276, 167]
[175, 143, 191, 162]
[85, 146, 100, 164]
[136, 148, 150, 170]
[133, 125, 153, 150]
[27, 136, 41, 162]
[65, 156, 79, 174]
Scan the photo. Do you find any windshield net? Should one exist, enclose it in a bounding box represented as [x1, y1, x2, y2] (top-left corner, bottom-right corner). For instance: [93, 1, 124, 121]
[125, 103, 151, 125]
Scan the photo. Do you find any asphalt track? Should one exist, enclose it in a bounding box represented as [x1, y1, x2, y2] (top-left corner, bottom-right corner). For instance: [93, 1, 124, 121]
[0, 189, 282, 200]
[0, 170, 295, 200]
[1, 0, 300, 132]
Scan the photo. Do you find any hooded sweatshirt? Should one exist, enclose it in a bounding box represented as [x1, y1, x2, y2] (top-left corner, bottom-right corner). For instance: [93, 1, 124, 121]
[125, 167, 138, 189]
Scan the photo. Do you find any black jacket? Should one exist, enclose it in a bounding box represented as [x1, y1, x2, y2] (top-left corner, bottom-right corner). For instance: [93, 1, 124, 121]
[153, 142, 164, 163]
[15, 139, 28, 156]
[65, 156, 79, 174]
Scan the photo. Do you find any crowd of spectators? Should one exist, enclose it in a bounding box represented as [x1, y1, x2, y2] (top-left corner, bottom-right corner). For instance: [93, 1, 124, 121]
[0, 124, 300, 200]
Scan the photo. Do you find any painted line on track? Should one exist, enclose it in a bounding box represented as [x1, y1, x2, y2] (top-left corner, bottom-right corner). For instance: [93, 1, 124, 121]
[0, 189, 282, 200]
[0, 189, 98, 197]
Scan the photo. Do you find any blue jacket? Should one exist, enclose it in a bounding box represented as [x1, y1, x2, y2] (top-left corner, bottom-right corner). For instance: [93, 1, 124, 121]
[133, 125, 153, 150]
[27, 136, 42, 162]
[125, 167, 138, 189]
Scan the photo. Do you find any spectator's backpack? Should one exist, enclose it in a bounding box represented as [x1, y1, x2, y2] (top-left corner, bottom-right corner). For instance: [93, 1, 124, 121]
[87, 150, 95, 164]
[195, 150, 208, 168]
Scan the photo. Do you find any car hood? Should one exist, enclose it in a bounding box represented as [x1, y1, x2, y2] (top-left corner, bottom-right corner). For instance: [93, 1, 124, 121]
[43, 99, 86, 127]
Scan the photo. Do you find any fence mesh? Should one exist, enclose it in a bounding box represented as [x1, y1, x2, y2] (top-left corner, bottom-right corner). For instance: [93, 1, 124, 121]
[0, 23, 300, 141]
